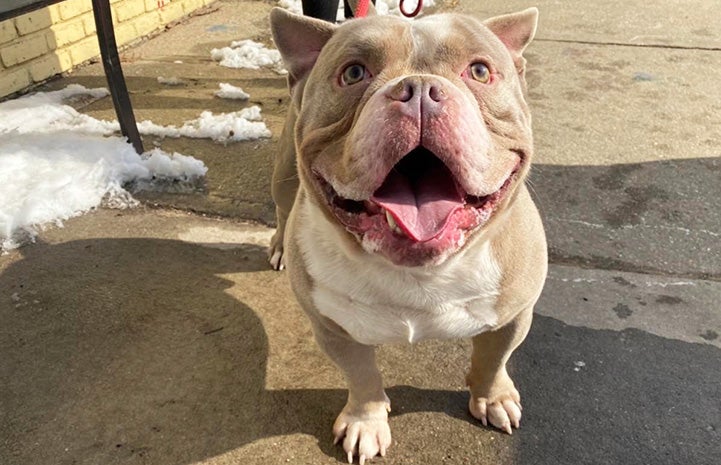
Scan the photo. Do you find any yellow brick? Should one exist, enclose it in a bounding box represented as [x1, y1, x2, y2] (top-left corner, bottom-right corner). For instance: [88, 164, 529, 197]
[15, 9, 53, 36]
[114, 0, 146, 22]
[28, 52, 71, 82]
[133, 11, 162, 37]
[80, 12, 97, 35]
[144, 0, 159, 12]
[0, 67, 32, 98]
[69, 35, 100, 65]
[113, 21, 138, 46]
[0, 31, 49, 67]
[0, 20, 18, 45]
[46, 5, 64, 21]
[55, 48, 74, 72]
[58, 0, 93, 21]
[158, 1, 186, 24]
[182, 0, 206, 14]
[49, 18, 88, 48]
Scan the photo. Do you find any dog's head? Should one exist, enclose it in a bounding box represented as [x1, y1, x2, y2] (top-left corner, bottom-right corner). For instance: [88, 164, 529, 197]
[271, 8, 538, 266]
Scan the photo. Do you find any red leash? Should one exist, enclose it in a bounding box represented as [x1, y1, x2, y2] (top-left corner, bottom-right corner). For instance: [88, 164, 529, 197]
[355, 0, 371, 17]
[354, 0, 423, 18]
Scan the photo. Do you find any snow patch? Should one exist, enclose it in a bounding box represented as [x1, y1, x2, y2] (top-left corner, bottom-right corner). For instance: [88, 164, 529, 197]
[0, 85, 208, 251]
[211, 39, 287, 74]
[137, 107, 270, 142]
[277, 0, 302, 14]
[0, 84, 117, 136]
[157, 76, 185, 86]
[215, 83, 250, 100]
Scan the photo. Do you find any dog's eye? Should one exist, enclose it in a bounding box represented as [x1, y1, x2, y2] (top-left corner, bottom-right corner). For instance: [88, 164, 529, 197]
[341, 64, 367, 86]
[469, 62, 491, 83]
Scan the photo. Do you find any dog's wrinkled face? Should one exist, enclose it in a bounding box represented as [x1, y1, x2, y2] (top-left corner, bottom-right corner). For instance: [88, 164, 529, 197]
[272, 10, 537, 266]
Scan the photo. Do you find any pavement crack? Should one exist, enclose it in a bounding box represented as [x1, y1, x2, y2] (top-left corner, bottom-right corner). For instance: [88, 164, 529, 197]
[536, 37, 721, 52]
[548, 251, 721, 283]
[549, 217, 720, 238]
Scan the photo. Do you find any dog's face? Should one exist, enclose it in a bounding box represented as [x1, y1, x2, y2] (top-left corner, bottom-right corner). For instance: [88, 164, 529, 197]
[272, 9, 538, 266]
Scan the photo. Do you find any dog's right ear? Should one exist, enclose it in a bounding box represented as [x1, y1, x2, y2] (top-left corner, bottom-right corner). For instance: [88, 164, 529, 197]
[270, 8, 336, 89]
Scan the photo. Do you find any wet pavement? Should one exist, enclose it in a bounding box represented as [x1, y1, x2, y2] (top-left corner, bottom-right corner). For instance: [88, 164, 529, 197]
[1, 1, 719, 464]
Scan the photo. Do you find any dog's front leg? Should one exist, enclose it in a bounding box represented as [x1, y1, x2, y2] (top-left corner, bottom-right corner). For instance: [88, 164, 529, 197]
[310, 315, 391, 464]
[465, 305, 533, 434]
[269, 106, 299, 271]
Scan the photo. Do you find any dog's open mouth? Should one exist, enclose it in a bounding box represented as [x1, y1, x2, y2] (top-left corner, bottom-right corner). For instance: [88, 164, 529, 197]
[317, 147, 518, 263]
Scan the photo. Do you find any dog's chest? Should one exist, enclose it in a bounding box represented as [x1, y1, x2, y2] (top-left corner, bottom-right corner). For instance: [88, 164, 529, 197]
[297, 201, 502, 345]
[312, 282, 499, 345]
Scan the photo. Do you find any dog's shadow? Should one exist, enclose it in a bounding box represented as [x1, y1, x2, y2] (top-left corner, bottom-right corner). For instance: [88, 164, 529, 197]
[0, 237, 479, 465]
[2, 228, 719, 465]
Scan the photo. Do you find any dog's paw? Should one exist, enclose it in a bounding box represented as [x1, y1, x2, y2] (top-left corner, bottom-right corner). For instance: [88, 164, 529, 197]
[267, 231, 285, 271]
[268, 246, 285, 271]
[332, 402, 392, 464]
[468, 392, 522, 435]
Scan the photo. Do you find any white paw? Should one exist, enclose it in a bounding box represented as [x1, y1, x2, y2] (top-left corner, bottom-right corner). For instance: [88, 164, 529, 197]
[469, 395, 522, 435]
[267, 246, 285, 271]
[333, 403, 392, 464]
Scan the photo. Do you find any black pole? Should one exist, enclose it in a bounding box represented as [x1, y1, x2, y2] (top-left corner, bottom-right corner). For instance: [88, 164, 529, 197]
[91, 0, 144, 154]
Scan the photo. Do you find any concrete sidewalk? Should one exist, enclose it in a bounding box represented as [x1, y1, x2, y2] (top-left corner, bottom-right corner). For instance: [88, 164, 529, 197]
[1, 1, 719, 464]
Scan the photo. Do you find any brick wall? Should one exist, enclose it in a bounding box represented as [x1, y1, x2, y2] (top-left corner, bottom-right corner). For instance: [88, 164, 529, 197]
[0, 0, 216, 98]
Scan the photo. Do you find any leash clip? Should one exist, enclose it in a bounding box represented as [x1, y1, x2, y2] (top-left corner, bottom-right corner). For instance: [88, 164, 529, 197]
[399, 0, 423, 18]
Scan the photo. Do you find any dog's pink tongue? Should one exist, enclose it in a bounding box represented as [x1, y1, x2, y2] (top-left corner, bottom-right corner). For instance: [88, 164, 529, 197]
[371, 165, 463, 242]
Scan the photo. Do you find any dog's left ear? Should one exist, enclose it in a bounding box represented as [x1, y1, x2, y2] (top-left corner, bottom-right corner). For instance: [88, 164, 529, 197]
[270, 8, 337, 89]
[484, 7, 538, 77]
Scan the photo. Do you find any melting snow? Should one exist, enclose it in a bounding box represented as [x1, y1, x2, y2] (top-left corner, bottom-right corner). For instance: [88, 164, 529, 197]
[277, 0, 302, 14]
[0, 84, 270, 251]
[215, 82, 250, 100]
[211, 39, 287, 74]
[157, 76, 185, 86]
[215, 83, 250, 100]
[137, 106, 270, 142]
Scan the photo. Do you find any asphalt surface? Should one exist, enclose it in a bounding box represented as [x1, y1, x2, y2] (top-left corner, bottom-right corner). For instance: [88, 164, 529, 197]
[1, 1, 719, 464]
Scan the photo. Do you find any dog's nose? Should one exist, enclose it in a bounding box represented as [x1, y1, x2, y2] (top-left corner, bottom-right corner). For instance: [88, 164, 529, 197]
[387, 76, 446, 107]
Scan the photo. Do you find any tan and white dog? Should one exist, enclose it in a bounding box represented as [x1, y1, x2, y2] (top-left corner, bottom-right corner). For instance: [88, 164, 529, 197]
[268, 5, 547, 463]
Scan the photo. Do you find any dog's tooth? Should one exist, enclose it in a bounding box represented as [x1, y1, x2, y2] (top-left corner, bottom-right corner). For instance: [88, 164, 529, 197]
[385, 210, 403, 235]
[385, 210, 395, 227]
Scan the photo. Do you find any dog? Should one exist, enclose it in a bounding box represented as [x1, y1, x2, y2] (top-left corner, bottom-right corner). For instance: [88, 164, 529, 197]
[268, 5, 546, 463]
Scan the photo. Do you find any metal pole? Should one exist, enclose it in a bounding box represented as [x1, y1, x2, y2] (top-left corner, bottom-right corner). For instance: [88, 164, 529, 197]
[91, 0, 144, 154]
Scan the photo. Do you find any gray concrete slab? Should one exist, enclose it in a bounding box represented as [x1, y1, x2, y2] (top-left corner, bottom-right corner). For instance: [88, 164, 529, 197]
[532, 158, 721, 280]
[464, 0, 721, 49]
[2, 1, 720, 464]
[513, 313, 720, 465]
[526, 42, 721, 166]
[540, 264, 721, 348]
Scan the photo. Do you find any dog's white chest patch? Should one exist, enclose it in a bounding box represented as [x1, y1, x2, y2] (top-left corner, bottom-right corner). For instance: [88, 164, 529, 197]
[312, 285, 499, 345]
[298, 199, 501, 345]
